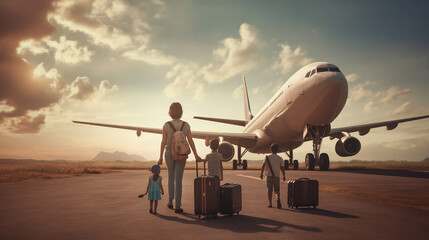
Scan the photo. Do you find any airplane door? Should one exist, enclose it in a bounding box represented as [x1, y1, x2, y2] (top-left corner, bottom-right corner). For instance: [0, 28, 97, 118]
[286, 84, 292, 105]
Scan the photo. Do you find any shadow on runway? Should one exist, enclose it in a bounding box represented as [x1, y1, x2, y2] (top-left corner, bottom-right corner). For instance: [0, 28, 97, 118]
[156, 212, 322, 233]
[332, 169, 429, 179]
[282, 208, 359, 219]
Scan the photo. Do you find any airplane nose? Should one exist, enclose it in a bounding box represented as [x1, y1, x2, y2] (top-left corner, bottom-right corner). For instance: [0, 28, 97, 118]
[305, 72, 348, 125]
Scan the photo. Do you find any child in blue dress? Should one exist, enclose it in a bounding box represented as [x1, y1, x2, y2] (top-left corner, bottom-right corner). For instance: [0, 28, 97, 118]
[140, 164, 164, 214]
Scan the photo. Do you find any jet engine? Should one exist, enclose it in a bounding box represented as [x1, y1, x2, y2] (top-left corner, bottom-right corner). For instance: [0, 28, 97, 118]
[335, 136, 361, 157]
[218, 141, 235, 161]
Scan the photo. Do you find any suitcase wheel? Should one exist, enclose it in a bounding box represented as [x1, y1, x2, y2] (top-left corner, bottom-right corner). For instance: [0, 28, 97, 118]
[198, 215, 201, 219]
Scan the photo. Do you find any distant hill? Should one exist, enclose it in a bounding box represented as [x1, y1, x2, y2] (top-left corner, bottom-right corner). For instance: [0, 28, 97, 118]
[423, 157, 429, 162]
[91, 151, 147, 162]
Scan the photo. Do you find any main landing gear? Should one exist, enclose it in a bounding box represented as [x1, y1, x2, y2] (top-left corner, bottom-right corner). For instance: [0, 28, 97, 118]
[304, 125, 330, 171]
[233, 146, 248, 170]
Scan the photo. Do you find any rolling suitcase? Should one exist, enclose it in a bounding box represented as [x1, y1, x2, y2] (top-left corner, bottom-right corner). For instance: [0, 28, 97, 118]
[194, 162, 220, 218]
[220, 183, 242, 215]
[287, 178, 319, 209]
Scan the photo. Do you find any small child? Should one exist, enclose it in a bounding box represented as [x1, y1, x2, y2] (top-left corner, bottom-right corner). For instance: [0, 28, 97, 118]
[204, 138, 224, 181]
[140, 164, 164, 214]
[260, 143, 286, 209]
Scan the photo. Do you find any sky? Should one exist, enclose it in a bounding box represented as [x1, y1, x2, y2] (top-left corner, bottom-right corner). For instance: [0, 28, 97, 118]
[0, 0, 428, 162]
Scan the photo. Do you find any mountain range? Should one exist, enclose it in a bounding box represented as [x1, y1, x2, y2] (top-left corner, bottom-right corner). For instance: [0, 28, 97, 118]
[91, 151, 147, 161]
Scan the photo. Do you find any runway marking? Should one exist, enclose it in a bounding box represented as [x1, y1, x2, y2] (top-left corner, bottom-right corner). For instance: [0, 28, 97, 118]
[236, 174, 263, 181]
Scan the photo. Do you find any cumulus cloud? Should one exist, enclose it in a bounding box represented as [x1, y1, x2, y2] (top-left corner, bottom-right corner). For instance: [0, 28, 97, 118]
[17, 39, 50, 55]
[68, 77, 96, 100]
[364, 87, 411, 112]
[68, 77, 118, 101]
[164, 63, 207, 101]
[202, 23, 264, 83]
[50, 0, 135, 50]
[233, 85, 243, 99]
[272, 44, 313, 75]
[348, 81, 373, 103]
[0, 0, 61, 134]
[45, 36, 94, 64]
[8, 114, 46, 134]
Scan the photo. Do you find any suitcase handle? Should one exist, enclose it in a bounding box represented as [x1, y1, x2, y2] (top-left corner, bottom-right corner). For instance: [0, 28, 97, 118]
[196, 160, 206, 177]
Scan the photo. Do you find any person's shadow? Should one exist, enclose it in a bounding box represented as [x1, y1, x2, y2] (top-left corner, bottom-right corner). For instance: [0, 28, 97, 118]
[156, 212, 321, 233]
[281, 208, 359, 219]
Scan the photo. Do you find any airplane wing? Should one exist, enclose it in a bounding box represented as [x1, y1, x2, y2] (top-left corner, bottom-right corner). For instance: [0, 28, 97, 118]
[328, 114, 429, 139]
[72, 120, 258, 148]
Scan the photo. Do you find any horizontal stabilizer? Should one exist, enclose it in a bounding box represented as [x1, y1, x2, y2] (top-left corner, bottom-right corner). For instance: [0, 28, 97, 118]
[194, 116, 246, 126]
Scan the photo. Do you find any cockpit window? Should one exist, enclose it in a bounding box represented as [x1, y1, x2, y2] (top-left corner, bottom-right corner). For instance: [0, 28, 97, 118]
[329, 67, 341, 72]
[317, 67, 329, 72]
[305, 66, 341, 78]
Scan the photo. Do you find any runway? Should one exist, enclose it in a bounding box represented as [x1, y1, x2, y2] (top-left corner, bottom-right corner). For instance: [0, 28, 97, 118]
[1, 169, 428, 240]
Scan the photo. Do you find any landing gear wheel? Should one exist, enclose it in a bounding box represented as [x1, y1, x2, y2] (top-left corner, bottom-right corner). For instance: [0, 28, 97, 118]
[233, 160, 238, 170]
[305, 153, 315, 171]
[319, 153, 330, 171]
[284, 160, 290, 170]
[243, 160, 248, 170]
[293, 160, 299, 170]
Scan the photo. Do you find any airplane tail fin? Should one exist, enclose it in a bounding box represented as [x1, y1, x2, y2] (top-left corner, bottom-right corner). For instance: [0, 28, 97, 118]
[242, 75, 253, 124]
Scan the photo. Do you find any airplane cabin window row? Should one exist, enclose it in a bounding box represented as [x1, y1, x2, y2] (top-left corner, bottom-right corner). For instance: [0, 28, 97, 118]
[305, 66, 341, 78]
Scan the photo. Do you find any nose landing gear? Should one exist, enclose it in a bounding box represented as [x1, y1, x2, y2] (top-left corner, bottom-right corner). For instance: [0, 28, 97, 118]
[233, 146, 248, 170]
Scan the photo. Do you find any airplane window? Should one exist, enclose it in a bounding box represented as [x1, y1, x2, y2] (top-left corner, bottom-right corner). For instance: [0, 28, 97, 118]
[305, 71, 311, 78]
[317, 67, 329, 72]
[310, 69, 316, 77]
[329, 67, 341, 72]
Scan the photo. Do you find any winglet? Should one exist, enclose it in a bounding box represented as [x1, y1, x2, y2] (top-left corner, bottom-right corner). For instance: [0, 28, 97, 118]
[242, 75, 253, 124]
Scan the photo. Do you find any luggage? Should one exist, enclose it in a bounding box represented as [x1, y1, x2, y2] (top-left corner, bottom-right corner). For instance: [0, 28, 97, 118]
[219, 183, 242, 215]
[194, 162, 220, 218]
[287, 178, 319, 209]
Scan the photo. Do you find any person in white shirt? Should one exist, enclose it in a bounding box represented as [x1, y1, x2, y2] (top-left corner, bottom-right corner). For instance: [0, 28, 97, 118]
[260, 143, 286, 208]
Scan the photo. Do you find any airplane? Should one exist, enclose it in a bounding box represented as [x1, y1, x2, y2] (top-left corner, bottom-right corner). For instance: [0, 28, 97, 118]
[73, 62, 429, 171]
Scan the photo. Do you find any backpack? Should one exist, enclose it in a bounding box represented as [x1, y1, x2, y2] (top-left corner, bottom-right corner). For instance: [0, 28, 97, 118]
[167, 121, 191, 160]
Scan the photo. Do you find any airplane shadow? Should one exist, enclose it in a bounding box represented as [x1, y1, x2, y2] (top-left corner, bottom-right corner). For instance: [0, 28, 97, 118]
[281, 208, 359, 219]
[332, 169, 429, 179]
[156, 212, 322, 233]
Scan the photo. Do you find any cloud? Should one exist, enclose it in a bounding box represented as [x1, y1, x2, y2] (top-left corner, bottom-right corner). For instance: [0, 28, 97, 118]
[8, 114, 46, 134]
[45, 36, 94, 64]
[50, 0, 135, 50]
[68, 77, 96, 100]
[364, 86, 411, 111]
[387, 101, 416, 116]
[348, 81, 373, 103]
[164, 63, 207, 101]
[122, 46, 177, 66]
[272, 44, 313, 75]
[17, 39, 50, 55]
[0, 0, 63, 134]
[68, 77, 118, 101]
[202, 23, 264, 83]
[346, 73, 359, 83]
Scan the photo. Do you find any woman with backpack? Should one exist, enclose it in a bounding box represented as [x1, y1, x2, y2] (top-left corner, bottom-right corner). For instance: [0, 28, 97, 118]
[158, 102, 202, 213]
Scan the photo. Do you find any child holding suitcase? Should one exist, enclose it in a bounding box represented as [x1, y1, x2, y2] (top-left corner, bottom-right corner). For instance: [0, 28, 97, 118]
[260, 143, 286, 208]
[139, 164, 164, 214]
[205, 138, 224, 181]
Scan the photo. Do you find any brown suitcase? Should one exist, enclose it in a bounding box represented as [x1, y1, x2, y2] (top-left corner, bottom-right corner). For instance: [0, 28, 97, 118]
[194, 162, 220, 218]
[287, 178, 319, 209]
[220, 183, 242, 215]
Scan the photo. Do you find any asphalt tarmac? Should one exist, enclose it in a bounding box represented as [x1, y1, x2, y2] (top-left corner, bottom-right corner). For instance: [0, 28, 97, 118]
[1, 169, 428, 240]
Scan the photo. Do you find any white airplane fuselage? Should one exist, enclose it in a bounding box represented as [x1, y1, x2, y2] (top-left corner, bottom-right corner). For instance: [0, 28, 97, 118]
[244, 62, 348, 153]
